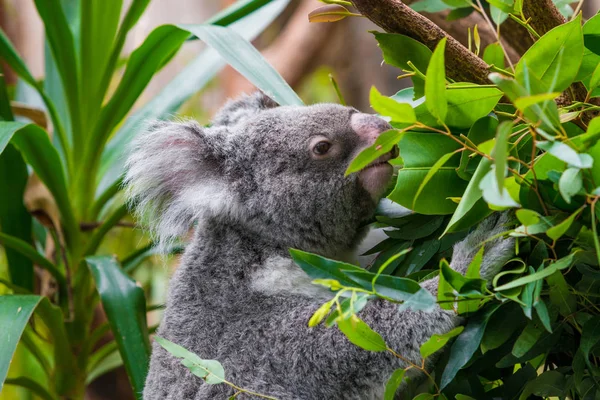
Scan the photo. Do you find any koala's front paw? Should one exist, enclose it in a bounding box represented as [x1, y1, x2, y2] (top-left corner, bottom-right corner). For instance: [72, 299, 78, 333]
[450, 212, 515, 281]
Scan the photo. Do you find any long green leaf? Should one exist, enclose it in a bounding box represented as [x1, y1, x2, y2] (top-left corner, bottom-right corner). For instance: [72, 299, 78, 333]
[425, 38, 447, 123]
[0, 29, 70, 167]
[34, 0, 82, 154]
[444, 157, 492, 235]
[0, 74, 33, 291]
[80, 0, 123, 126]
[204, 0, 274, 26]
[515, 15, 583, 93]
[182, 24, 303, 106]
[86, 25, 190, 166]
[494, 254, 575, 291]
[4, 377, 58, 400]
[412, 151, 457, 209]
[0, 122, 78, 247]
[0, 295, 42, 392]
[96, 0, 290, 197]
[440, 304, 500, 389]
[0, 233, 65, 289]
[86, 256, 151, 400]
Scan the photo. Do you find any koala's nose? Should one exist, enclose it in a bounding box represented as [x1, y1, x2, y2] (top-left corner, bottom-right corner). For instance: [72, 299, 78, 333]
[350, 113, 392, 144]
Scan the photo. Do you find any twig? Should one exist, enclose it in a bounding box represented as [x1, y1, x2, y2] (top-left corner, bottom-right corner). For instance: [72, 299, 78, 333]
[473, 0, 515, 71]
[352, 0, 492, 85]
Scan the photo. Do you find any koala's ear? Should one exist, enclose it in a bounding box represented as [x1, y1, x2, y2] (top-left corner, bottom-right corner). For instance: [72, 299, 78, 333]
[211, 91, 278, 127]
[125, 120, 236, 249]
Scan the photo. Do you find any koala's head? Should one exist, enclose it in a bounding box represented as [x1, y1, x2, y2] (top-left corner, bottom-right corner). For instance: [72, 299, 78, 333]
[125, 92, 395, 257]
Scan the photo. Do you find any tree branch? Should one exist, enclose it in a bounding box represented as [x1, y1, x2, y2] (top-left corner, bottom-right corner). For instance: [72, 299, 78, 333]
[522, 0, 566, 36]
[352, 0, 492, 85]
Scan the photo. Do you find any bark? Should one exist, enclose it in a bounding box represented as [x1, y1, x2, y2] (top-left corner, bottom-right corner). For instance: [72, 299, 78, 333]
[522, 0, 566, 36]
[352, 0, 492, 84]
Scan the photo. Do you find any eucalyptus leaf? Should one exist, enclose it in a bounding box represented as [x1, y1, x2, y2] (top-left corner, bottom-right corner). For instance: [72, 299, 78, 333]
[425, 38, 448, 123]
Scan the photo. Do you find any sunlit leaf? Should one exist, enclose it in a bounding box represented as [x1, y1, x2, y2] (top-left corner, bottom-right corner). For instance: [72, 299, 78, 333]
[515, 15, 583, 93]
[337, 315, 387, 352]
[345, 130, 403, 176]
[370, 86, 416, 123]
[420, 326, 464, 359]
[308, 4, 357, 23]
[425, 38, 448, 123]
[494, 254, 575, 291]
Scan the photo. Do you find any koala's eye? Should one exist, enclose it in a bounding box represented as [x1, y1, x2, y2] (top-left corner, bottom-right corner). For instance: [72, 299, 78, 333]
[313, 141, 332, 155]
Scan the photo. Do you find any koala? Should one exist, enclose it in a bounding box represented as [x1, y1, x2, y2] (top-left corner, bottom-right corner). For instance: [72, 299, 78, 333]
[125, 92, 514, 400]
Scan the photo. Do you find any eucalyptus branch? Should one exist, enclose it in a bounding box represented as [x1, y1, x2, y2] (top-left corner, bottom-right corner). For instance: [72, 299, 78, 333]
[473, 0, 515, 71]
[351, 0, 492, 85]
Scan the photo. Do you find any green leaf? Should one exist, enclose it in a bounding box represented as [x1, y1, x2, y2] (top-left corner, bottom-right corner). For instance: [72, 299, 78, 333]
[3, 377, 58, 400]
[337, 315, 387, 352]
[87, 24, 190, 169]
[479, 168, 520, 208]
[345, 130, 403, 175]
[420, 326, 464, 358]
[443, 85, 502, 128]
[154, 336, 225, 384]
[0, 295, 42, 391]
[97, 0, 290, 197]
[493, 120, 512, 192]
[519, 370, 567, 400]
[489, 73, 560, 134]
[513, 92, 561, 110]
[184, 24, 302, 106]
[34, 0, 81, 147]
[483, 42, 505, 68]
[390, 132, 466, 215]
[412, 393, 435, 400]
[546, 208, 582, 240]
[534, 298, 552, 333]
[94, 0, 151, 120]
[384, 368, 406, 400]
[444, 158, 492, 234]
[289, 249, 363, 288]
[440, 304, 500, 389]
[0, 122, 77, 247]
[413, 151, 457, 209]
[0, 144, 33, 291]
[512, 319, 544, 357]
[441, 261, 486, 295]
[425, 38, 448, 122]
[0, 233, 65, 290]
[87, 256, 151, 399]
[537, 140, 591, 168]
[481, 303, 524, 353]
[546, 271, 576, 317]
[370, 86, 416, 123]
[515, 15, 583, 93]
[558, 167, 582, 204]
[372, 32, 433, 73]
[581, 317, 600, 369]
[494, 253, 575, 291]
[80, 0, 123, 125]
[516, 209, 541, 226]
[0, 30, 38, 88]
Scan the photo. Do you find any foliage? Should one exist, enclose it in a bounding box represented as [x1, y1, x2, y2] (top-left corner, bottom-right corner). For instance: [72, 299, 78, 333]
[2, 0, 600, 399]
[0, 0, 292, 398]
[295, 6, 600, 400]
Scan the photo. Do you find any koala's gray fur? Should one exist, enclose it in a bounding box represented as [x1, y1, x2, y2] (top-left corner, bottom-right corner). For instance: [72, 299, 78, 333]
[125, 93, 514, 400]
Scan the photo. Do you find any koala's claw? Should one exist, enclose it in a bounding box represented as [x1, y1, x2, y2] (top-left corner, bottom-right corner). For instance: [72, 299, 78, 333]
[450, 211, 515, 281]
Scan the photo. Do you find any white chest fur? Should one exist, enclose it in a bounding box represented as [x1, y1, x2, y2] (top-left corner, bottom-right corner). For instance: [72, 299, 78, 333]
[249, 256, 332, 300]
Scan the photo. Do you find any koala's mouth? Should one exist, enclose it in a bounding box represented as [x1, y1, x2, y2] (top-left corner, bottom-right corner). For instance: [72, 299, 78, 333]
[364, 145, 399, 169]
[358, 145, 399, 200]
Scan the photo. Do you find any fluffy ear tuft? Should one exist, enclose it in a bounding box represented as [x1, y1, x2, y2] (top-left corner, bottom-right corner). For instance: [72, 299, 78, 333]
[211, 91, 278, 127]
[125, 119, 237, 250]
